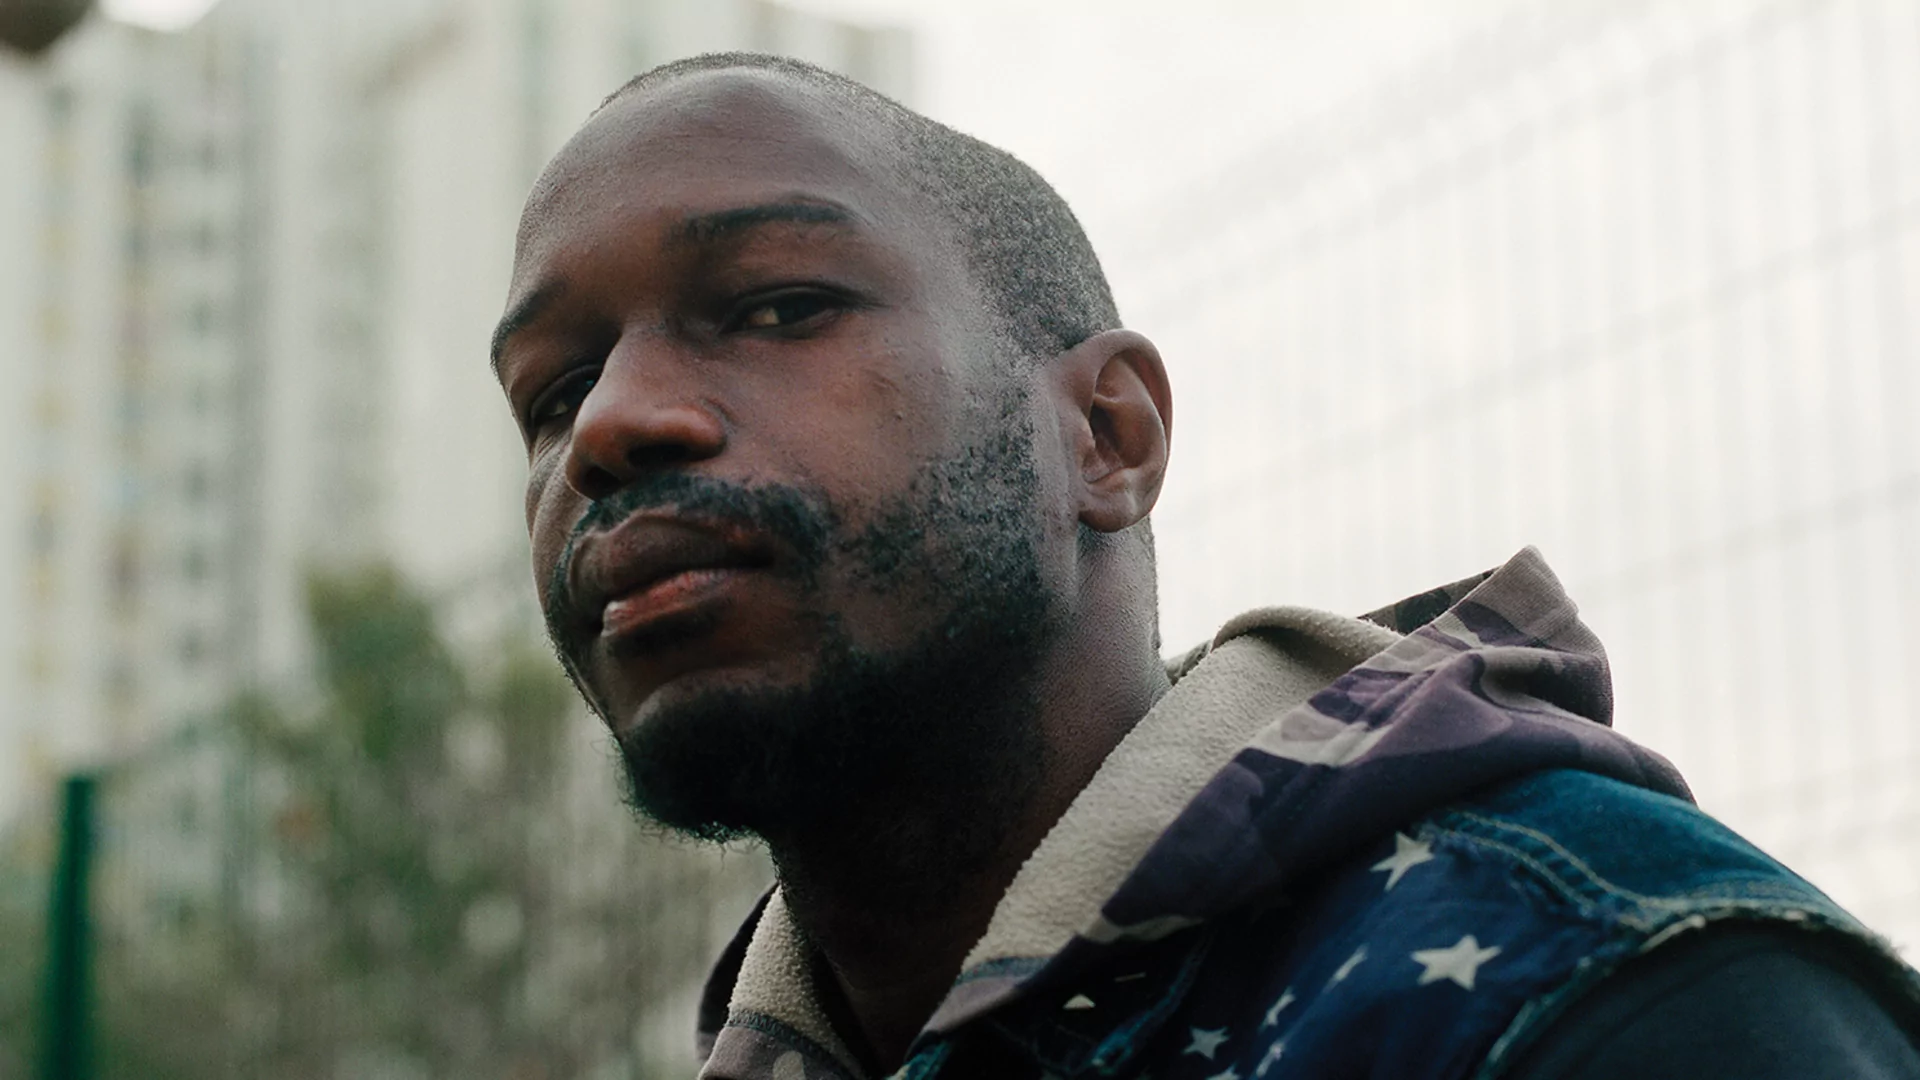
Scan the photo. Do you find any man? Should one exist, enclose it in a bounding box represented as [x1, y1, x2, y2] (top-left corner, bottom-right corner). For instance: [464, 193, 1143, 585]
[492, 52, 1920, 1079]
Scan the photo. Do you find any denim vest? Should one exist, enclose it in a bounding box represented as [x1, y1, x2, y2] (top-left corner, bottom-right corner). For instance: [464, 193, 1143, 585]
[893, 768, 1920, 1080]
[698, 551, 1920, 1080]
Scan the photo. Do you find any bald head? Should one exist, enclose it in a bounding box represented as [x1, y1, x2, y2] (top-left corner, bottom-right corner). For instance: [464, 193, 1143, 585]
[581, 52, 1122, 364]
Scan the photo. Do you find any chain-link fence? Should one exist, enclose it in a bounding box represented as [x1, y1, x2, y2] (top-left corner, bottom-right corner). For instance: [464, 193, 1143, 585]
[11, 1, 1920, 1074]
[7, 566, 771, 1080]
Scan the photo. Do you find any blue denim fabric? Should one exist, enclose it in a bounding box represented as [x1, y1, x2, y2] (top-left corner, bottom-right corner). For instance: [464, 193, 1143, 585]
[699, 554, 1920, 1080]
[894, 769, 1920, 1080]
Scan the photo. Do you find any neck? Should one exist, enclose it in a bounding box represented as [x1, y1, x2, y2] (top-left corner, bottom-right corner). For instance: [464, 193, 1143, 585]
[764, 618, 1171, 1072]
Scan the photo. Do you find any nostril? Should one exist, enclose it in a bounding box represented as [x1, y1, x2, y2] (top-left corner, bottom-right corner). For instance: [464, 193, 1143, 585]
[568, 444, 703, 500]
[573, 462, 623, 502]
[627, 442, 701, 471]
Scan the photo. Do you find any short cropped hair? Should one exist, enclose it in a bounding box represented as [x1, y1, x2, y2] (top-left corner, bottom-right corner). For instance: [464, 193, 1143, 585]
[601, 52, 1121, 363]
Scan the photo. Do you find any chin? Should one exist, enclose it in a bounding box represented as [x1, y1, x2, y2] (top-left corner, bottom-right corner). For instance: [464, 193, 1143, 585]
[610, 676, 821, 839]
[606, 622, 1048, 846]
[596, 649, 817, 738]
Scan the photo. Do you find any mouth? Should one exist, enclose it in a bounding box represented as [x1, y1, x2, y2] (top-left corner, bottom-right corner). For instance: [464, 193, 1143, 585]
[570, 519, 778, 646]
[600, 562, 765, 640]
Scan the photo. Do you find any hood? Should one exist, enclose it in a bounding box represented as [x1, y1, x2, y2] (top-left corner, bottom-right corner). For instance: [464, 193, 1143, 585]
[696, 547, 1689, 1077]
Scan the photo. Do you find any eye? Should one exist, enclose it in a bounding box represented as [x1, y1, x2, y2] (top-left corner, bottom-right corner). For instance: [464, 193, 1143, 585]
[526, 368, 598, 430]
[731, 290, 841, 332]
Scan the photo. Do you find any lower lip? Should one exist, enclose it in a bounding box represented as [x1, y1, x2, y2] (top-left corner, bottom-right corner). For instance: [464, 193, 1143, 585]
[600, 567, 750, 640]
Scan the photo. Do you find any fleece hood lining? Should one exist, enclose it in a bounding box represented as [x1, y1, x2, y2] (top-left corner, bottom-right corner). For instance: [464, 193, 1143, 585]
[708, 606, 1401, 1077]
[959, 606, 1401, 972]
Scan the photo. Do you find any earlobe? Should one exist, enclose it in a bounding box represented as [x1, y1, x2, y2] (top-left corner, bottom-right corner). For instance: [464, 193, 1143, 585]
[1053, 329, 1172, 535]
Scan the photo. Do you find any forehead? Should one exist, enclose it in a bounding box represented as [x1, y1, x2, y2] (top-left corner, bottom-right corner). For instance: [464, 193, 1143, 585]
[513, 71, 925, 273]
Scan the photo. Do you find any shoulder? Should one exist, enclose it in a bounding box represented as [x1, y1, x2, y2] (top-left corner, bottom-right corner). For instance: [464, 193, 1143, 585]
[1501, 923, 1920, 1079]
[1163, 769, 1920, 1080]
[1425, 769, 1920, 1075]
[1435, 768, 1839, 915]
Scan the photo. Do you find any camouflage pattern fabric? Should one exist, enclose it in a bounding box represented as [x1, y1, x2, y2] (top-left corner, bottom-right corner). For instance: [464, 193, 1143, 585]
[697, 548, 1920, 1080]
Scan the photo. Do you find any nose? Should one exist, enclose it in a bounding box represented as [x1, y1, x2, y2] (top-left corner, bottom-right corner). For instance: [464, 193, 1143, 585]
[563, 341, 727, 501]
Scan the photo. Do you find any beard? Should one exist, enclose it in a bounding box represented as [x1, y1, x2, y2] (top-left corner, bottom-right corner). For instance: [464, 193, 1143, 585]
[542, 397, 1062, 871]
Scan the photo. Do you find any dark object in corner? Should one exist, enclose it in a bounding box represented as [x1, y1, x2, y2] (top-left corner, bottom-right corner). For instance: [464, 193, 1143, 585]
[1505, 925, 1920, 1080]
[0, 0, 92, 57]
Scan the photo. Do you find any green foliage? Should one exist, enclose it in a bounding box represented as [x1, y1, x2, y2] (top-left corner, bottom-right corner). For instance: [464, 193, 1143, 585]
[486, 647, 574, 781]
[92, 566, 583, 1079]
[0, 817, 53, 1079]
[66, 561, 771, 1079]
[305, 567, 465, 767]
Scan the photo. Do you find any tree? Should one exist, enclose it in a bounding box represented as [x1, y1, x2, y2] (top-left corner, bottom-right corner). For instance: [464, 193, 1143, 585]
[86, 564, 770, 1079]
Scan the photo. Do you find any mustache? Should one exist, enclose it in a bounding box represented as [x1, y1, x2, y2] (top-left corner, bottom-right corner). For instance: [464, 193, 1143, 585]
[545, 473, 836, 630]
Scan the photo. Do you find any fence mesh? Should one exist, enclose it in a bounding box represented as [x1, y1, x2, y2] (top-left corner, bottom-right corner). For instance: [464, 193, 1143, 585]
[9, 1, 1920, 1074]
[1121, 0, 1920, 951]
[9, 567, 772, 1080]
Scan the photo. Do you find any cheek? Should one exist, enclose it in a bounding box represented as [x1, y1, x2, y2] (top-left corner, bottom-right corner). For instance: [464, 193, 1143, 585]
[525, 455, 575, 606]
[524, 439, 566, 520]
[1013, 402, 1083, 576]
[763, 342, 959, 498]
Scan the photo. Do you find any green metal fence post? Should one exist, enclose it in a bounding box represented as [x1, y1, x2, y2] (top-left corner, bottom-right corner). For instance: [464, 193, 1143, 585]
[41, 773, 95, 1080]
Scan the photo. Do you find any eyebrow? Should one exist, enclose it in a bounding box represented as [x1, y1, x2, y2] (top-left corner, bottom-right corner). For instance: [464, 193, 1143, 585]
[672, 199, 861, 247]
[491, 279, 566, 377]
[490, 199, 864, 377]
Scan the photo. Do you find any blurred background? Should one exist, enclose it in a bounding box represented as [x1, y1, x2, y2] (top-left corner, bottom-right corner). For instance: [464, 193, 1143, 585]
[1, 0, 1915, 1075]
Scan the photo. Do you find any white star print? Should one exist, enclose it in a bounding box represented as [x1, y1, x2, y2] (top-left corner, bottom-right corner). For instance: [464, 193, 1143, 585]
[1412, 934, 1502, 991]
[1205, 1068, 1241, 1080]
[1328, 946, 1367, 985]
[1184, 1026, 1231, 1060]
[1370, 832, 1436, 891]
[1254, 1039, 1287, 1077]
[1260, 988, 1296, 1028]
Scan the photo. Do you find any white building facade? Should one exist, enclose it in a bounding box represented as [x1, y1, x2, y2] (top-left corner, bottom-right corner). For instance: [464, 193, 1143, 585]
[1107, 2, 1920, 952]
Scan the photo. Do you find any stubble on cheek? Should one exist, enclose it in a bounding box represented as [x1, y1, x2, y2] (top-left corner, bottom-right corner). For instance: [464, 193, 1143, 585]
[604, 392, 1063, 848]
[527, 454, 580, 630]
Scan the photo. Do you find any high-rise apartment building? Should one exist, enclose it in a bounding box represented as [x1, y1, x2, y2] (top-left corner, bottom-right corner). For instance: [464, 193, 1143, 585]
[0, 23, 230, 810]
[3, 5, 904, 1072]
[0, 0, 911, 817]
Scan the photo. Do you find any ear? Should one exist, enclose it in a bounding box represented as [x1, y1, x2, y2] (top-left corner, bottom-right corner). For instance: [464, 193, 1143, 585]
[1049, 329, 1173, 535]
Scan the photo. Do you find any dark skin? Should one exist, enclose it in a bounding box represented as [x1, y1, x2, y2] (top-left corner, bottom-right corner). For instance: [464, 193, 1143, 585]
[495, 71, 1174, 1068]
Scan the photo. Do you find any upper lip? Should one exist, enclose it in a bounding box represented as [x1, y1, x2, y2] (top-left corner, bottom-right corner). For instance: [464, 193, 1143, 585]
[567, 515, 774, 635]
